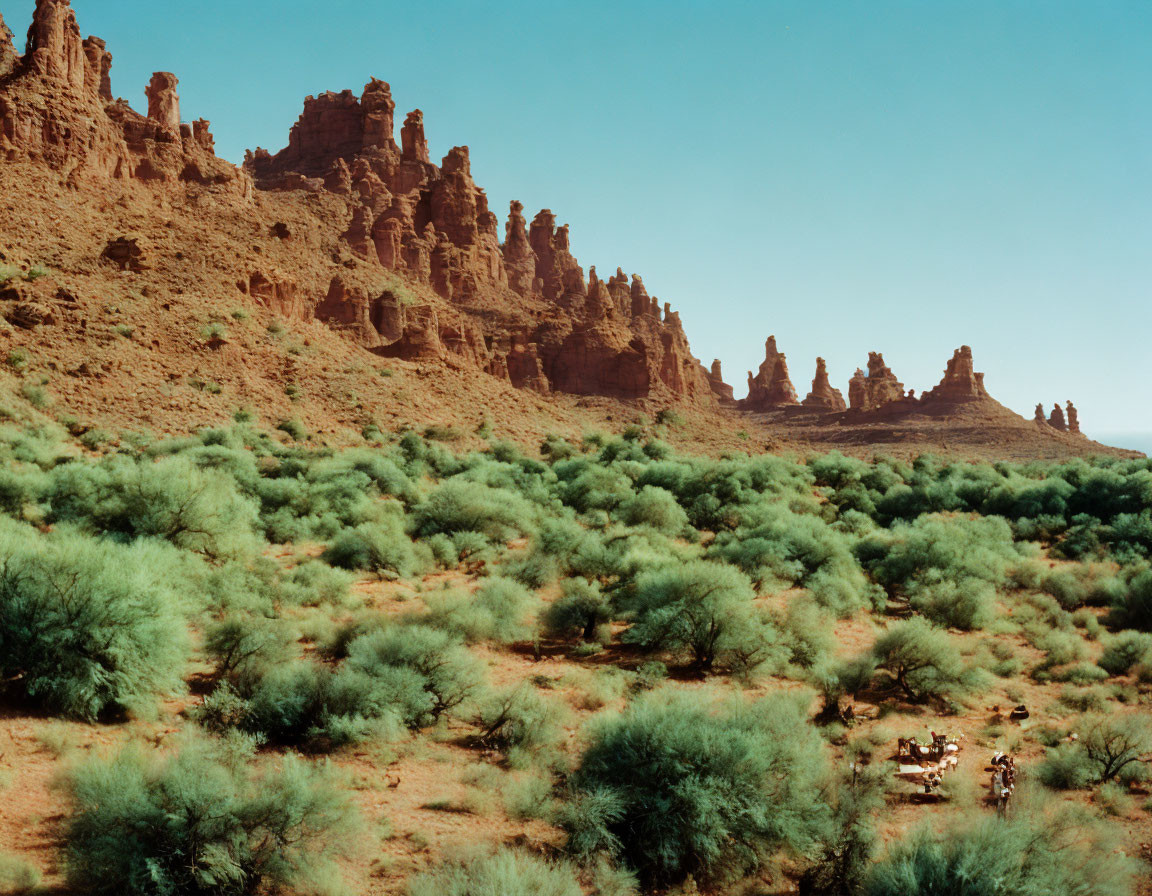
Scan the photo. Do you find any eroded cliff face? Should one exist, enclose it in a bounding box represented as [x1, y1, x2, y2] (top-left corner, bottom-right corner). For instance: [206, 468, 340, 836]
[240, 78, 730, 405]
[0, 1, 1099, 446]
[0, 1, 245, 191]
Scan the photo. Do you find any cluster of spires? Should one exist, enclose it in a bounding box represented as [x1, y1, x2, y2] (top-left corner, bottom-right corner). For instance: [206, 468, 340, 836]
[1035, 402, 1080, 434]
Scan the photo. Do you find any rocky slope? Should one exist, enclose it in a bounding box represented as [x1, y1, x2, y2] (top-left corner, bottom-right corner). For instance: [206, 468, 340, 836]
[0, 0, 1137, 460]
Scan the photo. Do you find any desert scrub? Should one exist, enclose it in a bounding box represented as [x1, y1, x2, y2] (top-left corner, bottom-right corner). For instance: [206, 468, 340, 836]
[65, 737, 359, 896]
[862, 801, 1135, 896]
[0, 526, 189, 720]
[563, 691, 829, 886]
[622, 558, 785, 675]
[407, 849, 582, 896]
[45, 454, 260, 559]
[868, 616, 982, 705]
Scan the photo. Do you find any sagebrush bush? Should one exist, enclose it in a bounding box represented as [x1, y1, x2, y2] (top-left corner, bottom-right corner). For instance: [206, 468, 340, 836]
[407, 849, 582, 896]
[425, 576, 537, 644]
[623, 559, 783, 674]
[0, 527, 188, 720]
[541, 577, 613, 643]
[413, 479, 535, 542]
[66, 738, 359, 896]
[472, 685, 565, 758]
[322, 518, 418, 576]
[1098, 631, 1152, 675]
[345, 624, 484, 724]
[862, 802, 1134, 896]
[564, 692, 829, 886]
[46, 455, 259, 558]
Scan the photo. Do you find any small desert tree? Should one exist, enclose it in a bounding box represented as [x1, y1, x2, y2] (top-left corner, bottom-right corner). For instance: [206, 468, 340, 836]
[1079, 714, 1152, 784]
[623, 559, 782, 673]
[869, 617, 976, 704]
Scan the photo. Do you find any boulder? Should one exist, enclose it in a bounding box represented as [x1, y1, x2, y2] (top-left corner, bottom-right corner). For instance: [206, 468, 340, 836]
[101, 236, 146, 271]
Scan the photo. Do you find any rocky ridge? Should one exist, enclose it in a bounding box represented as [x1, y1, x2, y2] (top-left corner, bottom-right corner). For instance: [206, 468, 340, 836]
[0, 0, 1120, 458]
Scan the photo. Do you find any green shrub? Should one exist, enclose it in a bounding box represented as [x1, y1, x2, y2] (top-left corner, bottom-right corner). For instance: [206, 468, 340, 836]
[541, 577, 613, 643]
[66, 738, 358, 896]
[1079, 714, 1152, 783]
[46, 455, 259, 559]
[622, 559, 783, 674]
[322, 519, 417, 576]
[615, 485, 688, 535]
[869, 617, 978, 704]
[413, 479, 534, 542]
[0, 852, 40, 894]
[426, 576, 536, 644]
[862, 804, 1134, 896]
[407, 849, 582, 896]
[276, 417, 308, 441]
[1037, 742, 1096, 789]
[0, 528, 188, 720]
[345, 624, 483, 724]
[472, 685, 565, 758]
[563, 692, 830, 886]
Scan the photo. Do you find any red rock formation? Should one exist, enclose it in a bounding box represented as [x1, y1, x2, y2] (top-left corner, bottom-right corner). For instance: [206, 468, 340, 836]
[1049, 403, 1067, 432]
[246, 271, 307, 321]
[502, 201, 536, 296]
[708, 360, 735, 404]
[401, 109, 429, 163]
[1034, 403, 1048, 426]
[742, 336, 799, 409]
[145, 72, 180, 132]
[24, 0, 87, 91]
[848, 353, 906, 411]
[0, 13, 15, 78]
[802, 357, 846, 411]
[1066, 402, 1080, 434]
[921, 345, 989, 404]
[81, 35, 110, 99]
[0, 1, 244, 192]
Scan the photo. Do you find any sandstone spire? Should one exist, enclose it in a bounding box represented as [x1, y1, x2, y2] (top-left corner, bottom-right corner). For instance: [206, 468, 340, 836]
[1049, 403, 1067, 432]
[401, 109, 429, 163]
[82, 36, 111, 100]
[708, 360, 735, 404]
[1034, 403, 1047, 425]
[361, 78, 395, 149]
[1066, 401, 1080, 434]
[848, 352, 906, 411]
[802, 357, 847, 411]
[503, 201, 535, 295]
[1, 13, 17, 78]
[25, 0, 87, 91]
[146, 72, 180, 131]
[743, 336, 799, 409]
[921, 345, 989, 404]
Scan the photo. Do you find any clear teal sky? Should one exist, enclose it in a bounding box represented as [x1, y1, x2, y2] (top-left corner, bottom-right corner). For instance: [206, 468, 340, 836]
[5, 1, 1150, 441]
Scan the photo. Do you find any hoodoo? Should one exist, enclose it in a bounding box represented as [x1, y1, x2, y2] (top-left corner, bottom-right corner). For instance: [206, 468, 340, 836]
[802, 358, 847, 412]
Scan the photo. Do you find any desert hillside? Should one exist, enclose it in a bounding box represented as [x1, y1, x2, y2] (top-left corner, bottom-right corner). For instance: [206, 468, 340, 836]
[0, 4, 1150, 896]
